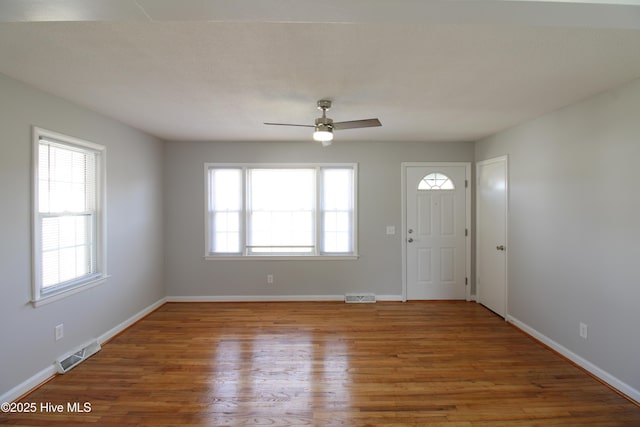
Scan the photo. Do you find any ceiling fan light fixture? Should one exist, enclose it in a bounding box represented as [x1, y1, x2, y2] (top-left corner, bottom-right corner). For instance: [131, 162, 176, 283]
[313, 123, 334, 143]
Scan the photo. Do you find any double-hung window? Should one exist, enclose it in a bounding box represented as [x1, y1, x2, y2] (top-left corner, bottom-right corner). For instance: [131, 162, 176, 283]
[32, 127, 107, 306]
[206, 164, 357, 258]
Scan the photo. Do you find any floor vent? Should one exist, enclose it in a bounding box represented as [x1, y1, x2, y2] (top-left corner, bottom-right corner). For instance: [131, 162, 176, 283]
[56, 341, 101, 374]
[345, 293, 376, 303]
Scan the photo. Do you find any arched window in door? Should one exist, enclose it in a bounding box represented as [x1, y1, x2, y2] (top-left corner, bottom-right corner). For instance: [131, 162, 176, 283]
[418, 172, 455, 190]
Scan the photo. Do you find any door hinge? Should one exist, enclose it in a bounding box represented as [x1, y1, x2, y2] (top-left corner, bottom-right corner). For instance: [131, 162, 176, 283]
[465, 228, 468, 237]
[465, 179, 468, 188]
[465, 277, 468, 285]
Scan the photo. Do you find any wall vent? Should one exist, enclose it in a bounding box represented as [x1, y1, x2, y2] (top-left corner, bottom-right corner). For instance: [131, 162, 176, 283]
[345, 293, 376, 303]
[55, 340, 101, 374]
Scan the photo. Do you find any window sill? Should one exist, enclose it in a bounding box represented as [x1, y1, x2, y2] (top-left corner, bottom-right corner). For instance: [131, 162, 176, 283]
[203, 255, 359, 261]
[31, 275, 110, 308]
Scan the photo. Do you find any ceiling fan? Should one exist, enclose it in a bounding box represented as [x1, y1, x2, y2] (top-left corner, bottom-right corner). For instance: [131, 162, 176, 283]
[264, 100, 382, 146]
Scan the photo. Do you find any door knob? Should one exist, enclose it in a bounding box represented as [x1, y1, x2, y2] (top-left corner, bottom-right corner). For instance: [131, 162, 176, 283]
[408, 238, 414, 243]
[496, 245, 505, 251]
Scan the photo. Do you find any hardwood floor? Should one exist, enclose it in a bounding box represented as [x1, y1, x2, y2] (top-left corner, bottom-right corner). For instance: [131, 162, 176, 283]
[2, 301, 639, 426]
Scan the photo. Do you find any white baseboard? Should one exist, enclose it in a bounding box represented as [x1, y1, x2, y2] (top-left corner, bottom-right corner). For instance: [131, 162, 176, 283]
[507, 315, 640, 404]
[1, 297, 167, 404]
[167, 295, 343, 302]
[97, 297, 167, 344]
[375, 294, 404, 301]
[0, 365, 57, 406]
[166, 294, 404, 302]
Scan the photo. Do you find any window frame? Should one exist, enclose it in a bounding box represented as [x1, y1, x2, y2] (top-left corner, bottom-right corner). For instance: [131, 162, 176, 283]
[204, 163, 358, 260]
[32, 127, 108, 307]
[418, 172, 456, 190]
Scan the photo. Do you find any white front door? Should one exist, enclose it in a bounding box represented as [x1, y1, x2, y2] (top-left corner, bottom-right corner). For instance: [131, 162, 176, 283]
[404, 164, 468, 300]
[476, 156, 508, 317]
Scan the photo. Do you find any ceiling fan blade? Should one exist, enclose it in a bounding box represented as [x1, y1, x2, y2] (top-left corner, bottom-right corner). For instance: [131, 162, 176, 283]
[332, 118, 382, 130]
[264, 122, 314, 128]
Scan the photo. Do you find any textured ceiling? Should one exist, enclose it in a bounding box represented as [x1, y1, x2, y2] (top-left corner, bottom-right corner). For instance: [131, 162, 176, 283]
[1, 0, 640, 143]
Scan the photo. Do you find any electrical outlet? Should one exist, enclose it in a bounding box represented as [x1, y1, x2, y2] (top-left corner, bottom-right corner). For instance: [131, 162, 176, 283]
[579, 322, 588, 339]
[267, 274, 274, 284]
[55, 324, 64, 341]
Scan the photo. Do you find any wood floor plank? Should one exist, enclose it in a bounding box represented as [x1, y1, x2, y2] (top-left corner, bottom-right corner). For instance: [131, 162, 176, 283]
[1, 301, 638, 426]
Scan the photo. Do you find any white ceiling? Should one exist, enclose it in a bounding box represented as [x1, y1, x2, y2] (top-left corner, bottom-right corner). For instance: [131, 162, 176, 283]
[1, 0, 640, 142]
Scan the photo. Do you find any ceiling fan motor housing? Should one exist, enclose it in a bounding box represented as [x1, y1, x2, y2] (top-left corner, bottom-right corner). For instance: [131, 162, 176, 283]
[315, 117, 334, 128]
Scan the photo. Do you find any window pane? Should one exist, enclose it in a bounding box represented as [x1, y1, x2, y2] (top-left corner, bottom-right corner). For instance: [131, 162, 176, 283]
[214, 231, 240, 253]
[42, 250, 60, 288]
[209, 169, 242, 253]
[322, 168, 353, 210]
[211, 169, 241, 211]
[321, 168, 353, 254]
[250, 169, 314, 211]
[323, 212, 351, 253]
[247, 169, 314, 253]
[40, 143, 96, 213]
[418, 172, 455, 190]
[59, 247, 78, 283]
[324, 231, 351, 253]
[41, 214, 95, 288]
[324, 212, 351, 232]
[214, 212, 240, 232]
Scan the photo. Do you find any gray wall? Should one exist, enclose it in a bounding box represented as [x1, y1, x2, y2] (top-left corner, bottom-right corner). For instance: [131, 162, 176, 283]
[475, 77, 640, 393]
[164, 140, 474, 299]
[0, 73, 165, 397]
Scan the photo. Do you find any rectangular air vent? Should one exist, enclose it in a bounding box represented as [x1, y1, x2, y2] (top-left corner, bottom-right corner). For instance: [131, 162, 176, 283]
[345, 293, 376, 303]
[55, 341, 101, 374]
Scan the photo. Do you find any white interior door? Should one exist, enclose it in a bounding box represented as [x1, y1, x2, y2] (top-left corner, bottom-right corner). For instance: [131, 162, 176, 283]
[476, 156, 508, 317]
[404, 164, 468, 300]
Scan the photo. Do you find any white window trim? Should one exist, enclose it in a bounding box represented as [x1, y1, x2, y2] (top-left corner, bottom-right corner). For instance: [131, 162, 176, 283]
[204, 163, 359, 260]
[31, 127, 108, 307]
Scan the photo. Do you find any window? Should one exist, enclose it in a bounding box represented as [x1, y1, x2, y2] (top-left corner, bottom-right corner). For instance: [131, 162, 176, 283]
[32, 127, 107, 306]
[418, 172, 455, 190]
[206, 164, 357, 258]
